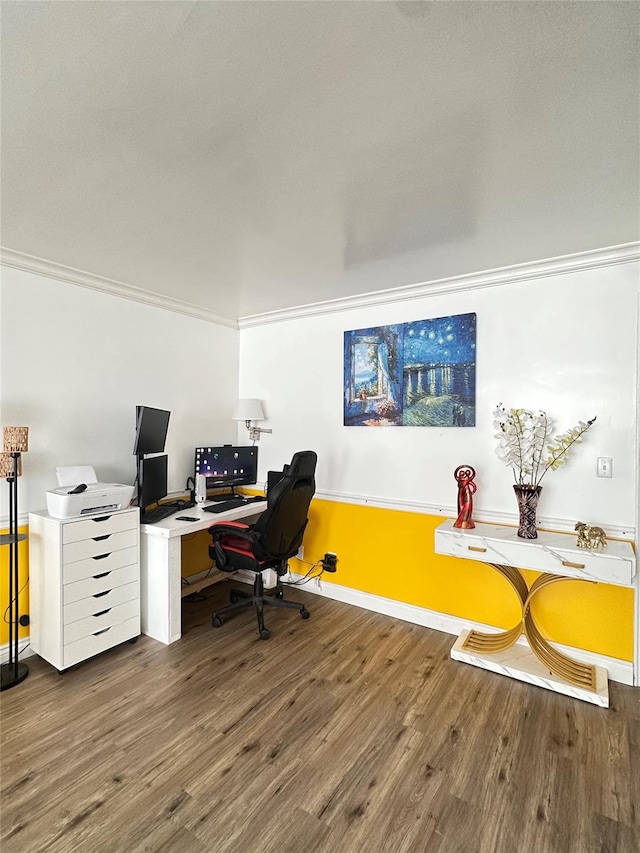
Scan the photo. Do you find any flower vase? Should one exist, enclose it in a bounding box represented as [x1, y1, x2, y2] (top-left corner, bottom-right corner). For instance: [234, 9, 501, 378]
[513, 485, 542, 539]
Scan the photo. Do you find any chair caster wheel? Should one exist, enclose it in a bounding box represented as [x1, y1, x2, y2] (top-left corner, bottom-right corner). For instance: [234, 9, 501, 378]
[301, 609, 310, 620]
[259, 629, 271, 640]
[275, 589, 284, 600]
[212, 616, 223, 628]
[230, 592, 239, 603]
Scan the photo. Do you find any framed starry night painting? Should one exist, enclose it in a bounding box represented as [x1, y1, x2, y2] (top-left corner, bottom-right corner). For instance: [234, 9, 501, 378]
[343, 312, 476, 427]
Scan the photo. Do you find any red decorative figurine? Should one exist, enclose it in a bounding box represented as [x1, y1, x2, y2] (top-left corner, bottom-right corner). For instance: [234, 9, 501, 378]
[453, 464, 476, 529]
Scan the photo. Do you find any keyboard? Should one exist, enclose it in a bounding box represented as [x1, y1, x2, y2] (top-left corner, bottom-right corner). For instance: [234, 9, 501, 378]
[204, 498, 249, 514]
[141, 505, 179, 524]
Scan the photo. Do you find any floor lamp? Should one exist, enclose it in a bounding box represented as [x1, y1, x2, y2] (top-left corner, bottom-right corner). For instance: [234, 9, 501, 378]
[0, 426, 29, 691]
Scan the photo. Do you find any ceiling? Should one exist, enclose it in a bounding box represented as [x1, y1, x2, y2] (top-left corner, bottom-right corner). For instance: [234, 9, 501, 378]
[1, 1, 638, 322]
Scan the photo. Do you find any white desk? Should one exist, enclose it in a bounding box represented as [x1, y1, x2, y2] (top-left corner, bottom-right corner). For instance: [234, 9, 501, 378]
[139, 501, 267, 644]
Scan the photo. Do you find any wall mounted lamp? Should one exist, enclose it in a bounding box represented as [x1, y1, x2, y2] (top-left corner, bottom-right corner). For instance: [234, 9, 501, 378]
[232, 399, 272, 442]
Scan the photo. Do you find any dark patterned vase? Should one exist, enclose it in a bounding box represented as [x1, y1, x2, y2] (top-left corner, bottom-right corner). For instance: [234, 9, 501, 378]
[513, 484, 542, 539]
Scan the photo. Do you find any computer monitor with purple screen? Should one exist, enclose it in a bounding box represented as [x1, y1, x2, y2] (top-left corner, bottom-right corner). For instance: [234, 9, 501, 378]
[194, 445, 258, 493]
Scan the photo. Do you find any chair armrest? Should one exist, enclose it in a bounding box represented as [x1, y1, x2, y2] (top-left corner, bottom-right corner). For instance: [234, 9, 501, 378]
[208, 521, 253, 541]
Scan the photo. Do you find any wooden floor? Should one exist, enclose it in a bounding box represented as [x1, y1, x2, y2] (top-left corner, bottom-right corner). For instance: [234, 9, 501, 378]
[2, 581, 639, 853]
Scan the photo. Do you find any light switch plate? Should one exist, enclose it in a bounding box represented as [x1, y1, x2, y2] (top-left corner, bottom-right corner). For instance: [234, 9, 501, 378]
[597, 457, 613, 478]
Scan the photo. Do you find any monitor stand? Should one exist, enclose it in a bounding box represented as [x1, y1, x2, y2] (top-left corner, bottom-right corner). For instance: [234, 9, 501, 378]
[206, 487, 244, 502]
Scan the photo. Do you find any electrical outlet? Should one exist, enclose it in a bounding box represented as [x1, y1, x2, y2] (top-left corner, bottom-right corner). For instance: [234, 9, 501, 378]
[322, 552, 338, 572]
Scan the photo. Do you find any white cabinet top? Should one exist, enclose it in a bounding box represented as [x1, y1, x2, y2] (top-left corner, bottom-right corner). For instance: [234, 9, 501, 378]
[29, 506, 138, 524]
[435, 519, 636, 587]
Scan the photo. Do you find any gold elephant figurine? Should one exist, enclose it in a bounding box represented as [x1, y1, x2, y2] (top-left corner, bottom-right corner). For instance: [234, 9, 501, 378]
[575, 521, 607, 549]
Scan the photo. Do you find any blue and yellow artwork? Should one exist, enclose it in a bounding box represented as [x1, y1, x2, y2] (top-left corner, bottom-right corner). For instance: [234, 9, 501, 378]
[343, 313, 476, 427]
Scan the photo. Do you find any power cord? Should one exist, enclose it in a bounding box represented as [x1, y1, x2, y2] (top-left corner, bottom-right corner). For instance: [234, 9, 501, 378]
[3, 576, 29, 624]
[280, 552, 338, 586]
[280, 560, 323, 586]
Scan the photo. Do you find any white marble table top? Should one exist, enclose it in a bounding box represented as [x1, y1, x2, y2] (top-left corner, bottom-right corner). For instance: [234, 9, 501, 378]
[435, 519, 635, 587]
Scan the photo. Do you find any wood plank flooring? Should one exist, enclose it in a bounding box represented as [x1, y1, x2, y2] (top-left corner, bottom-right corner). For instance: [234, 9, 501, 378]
[2, 581, 639, 853]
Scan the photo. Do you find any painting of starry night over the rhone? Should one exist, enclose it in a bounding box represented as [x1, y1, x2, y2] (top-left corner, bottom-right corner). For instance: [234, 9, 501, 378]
[343, 313, 476, 427]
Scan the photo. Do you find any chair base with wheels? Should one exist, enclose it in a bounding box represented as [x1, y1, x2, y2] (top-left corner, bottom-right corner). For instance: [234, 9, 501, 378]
[212, 567, 309, 640]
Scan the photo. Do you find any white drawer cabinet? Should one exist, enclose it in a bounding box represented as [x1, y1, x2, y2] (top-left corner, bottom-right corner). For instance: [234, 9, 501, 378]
[29, 508, 141, 671]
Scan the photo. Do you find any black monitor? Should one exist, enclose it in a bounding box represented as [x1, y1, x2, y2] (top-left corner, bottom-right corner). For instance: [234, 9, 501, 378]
[134, 406, 170, 456]
[139, 454, 168, 512]
[195, 445, 258, 489]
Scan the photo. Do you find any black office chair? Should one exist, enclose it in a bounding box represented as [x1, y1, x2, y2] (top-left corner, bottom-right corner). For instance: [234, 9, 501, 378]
[208, 450, 317, 639]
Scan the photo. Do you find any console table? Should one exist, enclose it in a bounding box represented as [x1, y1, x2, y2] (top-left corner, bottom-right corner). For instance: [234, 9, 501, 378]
[435, 519, 636, 706]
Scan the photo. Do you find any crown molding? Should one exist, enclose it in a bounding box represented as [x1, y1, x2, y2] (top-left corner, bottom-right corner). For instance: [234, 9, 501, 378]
[2, 242, 637, 332]
[0, 247, 238, 329]
[238, 242, 640, 328]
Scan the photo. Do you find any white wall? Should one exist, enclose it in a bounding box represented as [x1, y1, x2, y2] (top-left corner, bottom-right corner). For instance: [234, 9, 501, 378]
[0, 268, 239, 519]
[239, 260, 639, 531]
[3, 257, 637, 531]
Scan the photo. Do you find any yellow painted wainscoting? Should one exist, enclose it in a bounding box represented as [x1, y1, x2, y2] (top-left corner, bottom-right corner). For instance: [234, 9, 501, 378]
[295, 498, 634, 663]
[0, 525, 30, 647]
[181, 527, 216, 581]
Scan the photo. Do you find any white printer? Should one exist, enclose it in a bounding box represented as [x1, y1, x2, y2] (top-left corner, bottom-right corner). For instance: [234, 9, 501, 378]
[46, 465, 135, 519]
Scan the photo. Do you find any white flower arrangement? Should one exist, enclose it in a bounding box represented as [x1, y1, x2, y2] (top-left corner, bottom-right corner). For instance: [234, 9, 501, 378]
[493, 405, 596, 487]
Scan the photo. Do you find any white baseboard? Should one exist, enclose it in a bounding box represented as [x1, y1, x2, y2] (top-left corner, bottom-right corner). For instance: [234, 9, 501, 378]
[1, 640, 35, 665]
[289, 573, 635, 687]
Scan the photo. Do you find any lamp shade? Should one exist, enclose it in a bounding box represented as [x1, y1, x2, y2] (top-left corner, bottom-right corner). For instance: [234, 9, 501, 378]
[0, 452, 21, 478]
[3, 426, 29, 453]
[232, 399, 265, 422]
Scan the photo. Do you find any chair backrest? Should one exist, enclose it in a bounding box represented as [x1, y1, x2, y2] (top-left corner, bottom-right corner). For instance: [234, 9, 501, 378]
[251, 450, 317, 561]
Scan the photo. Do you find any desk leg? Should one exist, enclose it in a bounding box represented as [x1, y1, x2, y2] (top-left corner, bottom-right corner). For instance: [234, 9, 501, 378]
[140, 535, 182, 645]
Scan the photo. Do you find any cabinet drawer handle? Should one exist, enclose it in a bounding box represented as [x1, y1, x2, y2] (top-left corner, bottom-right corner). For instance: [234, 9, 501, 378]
[92, 553, 111, 561]
[93, 609, 111, 617]
[468, 546, 487, 553]
[92, 516, 112, 523]
[93, 571, 111, 579]
[92, 627, 112, 636]
[562, 560, 585, 570]
[93, 589, 112, 598]
[92, 534, 111, 542]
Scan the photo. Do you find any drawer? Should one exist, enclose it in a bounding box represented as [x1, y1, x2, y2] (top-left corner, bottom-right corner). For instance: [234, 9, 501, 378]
[63, 615, 139, 669]
[64, 598, 140, 645]
[435, 521, 635, 587]
[64, 581, 138, 624]
[63, 528, 138, 564]
[63, 564, 139, 605]
[63, 547, 138, 585]
[62, 511, 138, 544]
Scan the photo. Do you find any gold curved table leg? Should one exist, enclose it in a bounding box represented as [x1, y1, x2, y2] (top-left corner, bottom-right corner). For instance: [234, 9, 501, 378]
[461, 563, 528, 653]
[524, 575, 597, 691]
[461, 563, 597, 692]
